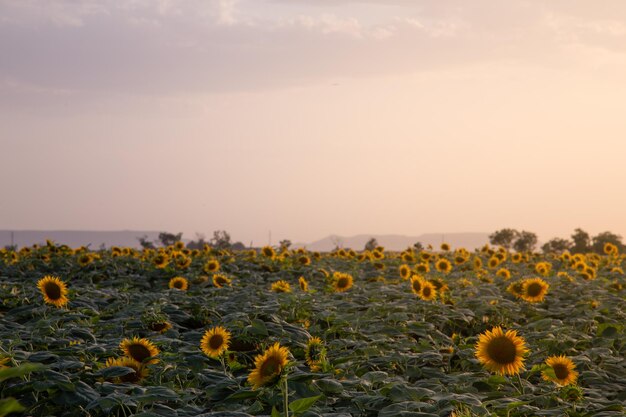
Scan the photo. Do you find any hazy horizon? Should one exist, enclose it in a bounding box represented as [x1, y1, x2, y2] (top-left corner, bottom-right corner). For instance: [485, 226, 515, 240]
[2, 0, 626, 245]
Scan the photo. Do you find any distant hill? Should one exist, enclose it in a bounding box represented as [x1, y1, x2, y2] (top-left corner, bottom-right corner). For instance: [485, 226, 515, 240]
[0, 230, 162, 249]
[294, 233, 489, 252]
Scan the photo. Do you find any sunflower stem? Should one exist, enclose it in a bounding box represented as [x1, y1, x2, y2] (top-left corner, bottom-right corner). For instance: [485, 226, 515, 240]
[282, 375, 289, 417]
[516, 373, 525, 395]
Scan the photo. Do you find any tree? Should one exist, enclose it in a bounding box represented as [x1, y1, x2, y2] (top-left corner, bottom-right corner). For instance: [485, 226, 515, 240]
[186, 233, 208, 250]
[364, 238, 378, 252]
[489, 229, 519, 249]
[137, 235, 156, 249]
[279, 240, 292, 250]
[513, 231, 538, 252]
[413, 241, 424, 251]
[211, 230, 232, 250]
[541, 238, 571, 254]
[570, 228, 591, 254]
[158, 232, 183, 247]
[591, 231, 623, 253]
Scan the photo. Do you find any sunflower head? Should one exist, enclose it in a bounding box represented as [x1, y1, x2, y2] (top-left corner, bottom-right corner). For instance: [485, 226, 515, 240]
[203, 259, 220, 273]
[305, 337, 326, 371]
[77, 253, 94, 267]
[410, 275, 425, 295]
[435, 258, 452, 274]
[520, 277, 549, 303]
[417, 281, 437, 301]
[441, 243, 451, 251]
[168, 276, 189, 291]
[399, 264, 411, 280]
[148, 321, 172, 334]
[120, 337, 160, 364]
[261, 246, 276, 259]
[37, 276, 69, 308]
[543, 355, 578, 386]
[104, 357, 148, 384]
[415, 262, 430, 273]
[298, 276, 309, 292]
[475, 326, 527, 375]
[200, 326, 231, 358]
[247, 342, 290, 390]
[332, 272, 353, 292]
[271, 280, 292, 293]
[496, 268, 511, 280]
[153, 254, 169, 269]
[298, 255, 311, 266]
[212, 274, 232, 288]
[506, 280, 524, 298]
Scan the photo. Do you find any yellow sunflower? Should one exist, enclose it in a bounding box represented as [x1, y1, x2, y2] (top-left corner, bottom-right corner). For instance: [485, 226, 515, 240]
[212, 274, 232, 288]
[104, 357, 148, 383]
[520, 277, 549, 303]
[298, 276, 309, 292]
[417, 281, 437, 301]
[305, 337, 325, 371]
[475, 326, 528, 375]
[415, 262, 430, 273]
[247, 342, 290, 390]
[77, 253, 93, 267]
[271, 280, 292, 293]
[203, 259, 220, 273]
[398, 264, 411, 280]
[298, 255, 311, 266]
[37, 276, 69, 307]
[506, 280, 524, 298]
[200, 326, 231, 358]
[332, 272, 353, 292]
[168, 276, 188, 291]
[435, 258, 452, 274]
[153, 254, 169, 269]
[410, 275, 426, 295]
[148, 321, 172, 334]
[261, 246, 276, 259]
[441, 243, 451, 251]
[542, 355, 578, 386]
[119, 337, 160, 364]
[496, 268, 511, 280]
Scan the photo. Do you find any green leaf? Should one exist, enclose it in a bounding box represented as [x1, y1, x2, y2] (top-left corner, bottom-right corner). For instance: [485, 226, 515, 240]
[0, 398, 25, 417]
[271, 406, 281, 417]
[289, 395, 321, 414]
[0, 363, 44, 383]
[95, 366, 135, 378]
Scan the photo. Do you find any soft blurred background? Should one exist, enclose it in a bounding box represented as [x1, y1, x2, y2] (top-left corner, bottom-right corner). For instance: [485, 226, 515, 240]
[1, 0, 625, 248]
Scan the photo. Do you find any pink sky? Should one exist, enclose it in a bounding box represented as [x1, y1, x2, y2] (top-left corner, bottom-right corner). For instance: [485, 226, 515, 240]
[1, 1, 626, 245]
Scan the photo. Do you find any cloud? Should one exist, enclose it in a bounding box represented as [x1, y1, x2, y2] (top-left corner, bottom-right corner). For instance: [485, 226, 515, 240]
[1, 0, 625, 100]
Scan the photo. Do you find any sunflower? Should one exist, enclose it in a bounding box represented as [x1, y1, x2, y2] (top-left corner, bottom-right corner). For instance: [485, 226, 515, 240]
[604, 243, 618, 255]
[200, 326, 231, 358]
[520, 277, 549, 303]
[305, 337, 325, 371]
[496, 268, 511, 280]
[120, 337, 160, 364]
[77, 253, 93, 267]
[168, 276, 188, 291]
[487, 257, 500, 269]
[435, 258, 452, 274]
[261, 246, 276, 259]
[271, 280, 291, 293]
[542, 355, 578, 386]
[203, 259, 220, 273]
[104, 357, 148, 383]
[415, 262, 430, 273]
[153, 254, 169, 269]
[0, 356, 10, 369]
[417, 281, 437, 301]
[175, 255, 192, 269]
[475, 326, 528, 375]
[506, 280, 524, 298]
[148, 321, 172, 334]
[410, 275, 426, 295]
[298, 255, 311, 266]
[398, 264, 411, 280]
[473, 257, 483, 269]
[212, 274, 232, 288]
[37, 276, 69, 307]
[298, 276, 309, 292]
[332, 272, 353, 292]
[247, 342, 290, 390]
[441, 243, 451, 251]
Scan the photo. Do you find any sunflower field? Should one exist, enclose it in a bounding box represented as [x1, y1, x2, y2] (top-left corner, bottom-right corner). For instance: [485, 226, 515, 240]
[0, 241, 625, 417]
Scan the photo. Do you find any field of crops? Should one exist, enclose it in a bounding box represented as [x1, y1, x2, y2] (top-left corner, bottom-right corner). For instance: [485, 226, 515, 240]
[0, 241, 624, 417]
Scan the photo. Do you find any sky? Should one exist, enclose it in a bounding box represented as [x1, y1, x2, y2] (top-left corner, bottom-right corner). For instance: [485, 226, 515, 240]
[1, 0, 626, 246]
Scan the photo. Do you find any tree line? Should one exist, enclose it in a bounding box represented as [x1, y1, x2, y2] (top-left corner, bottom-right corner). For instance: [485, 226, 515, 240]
[488, 228, 624, 253]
